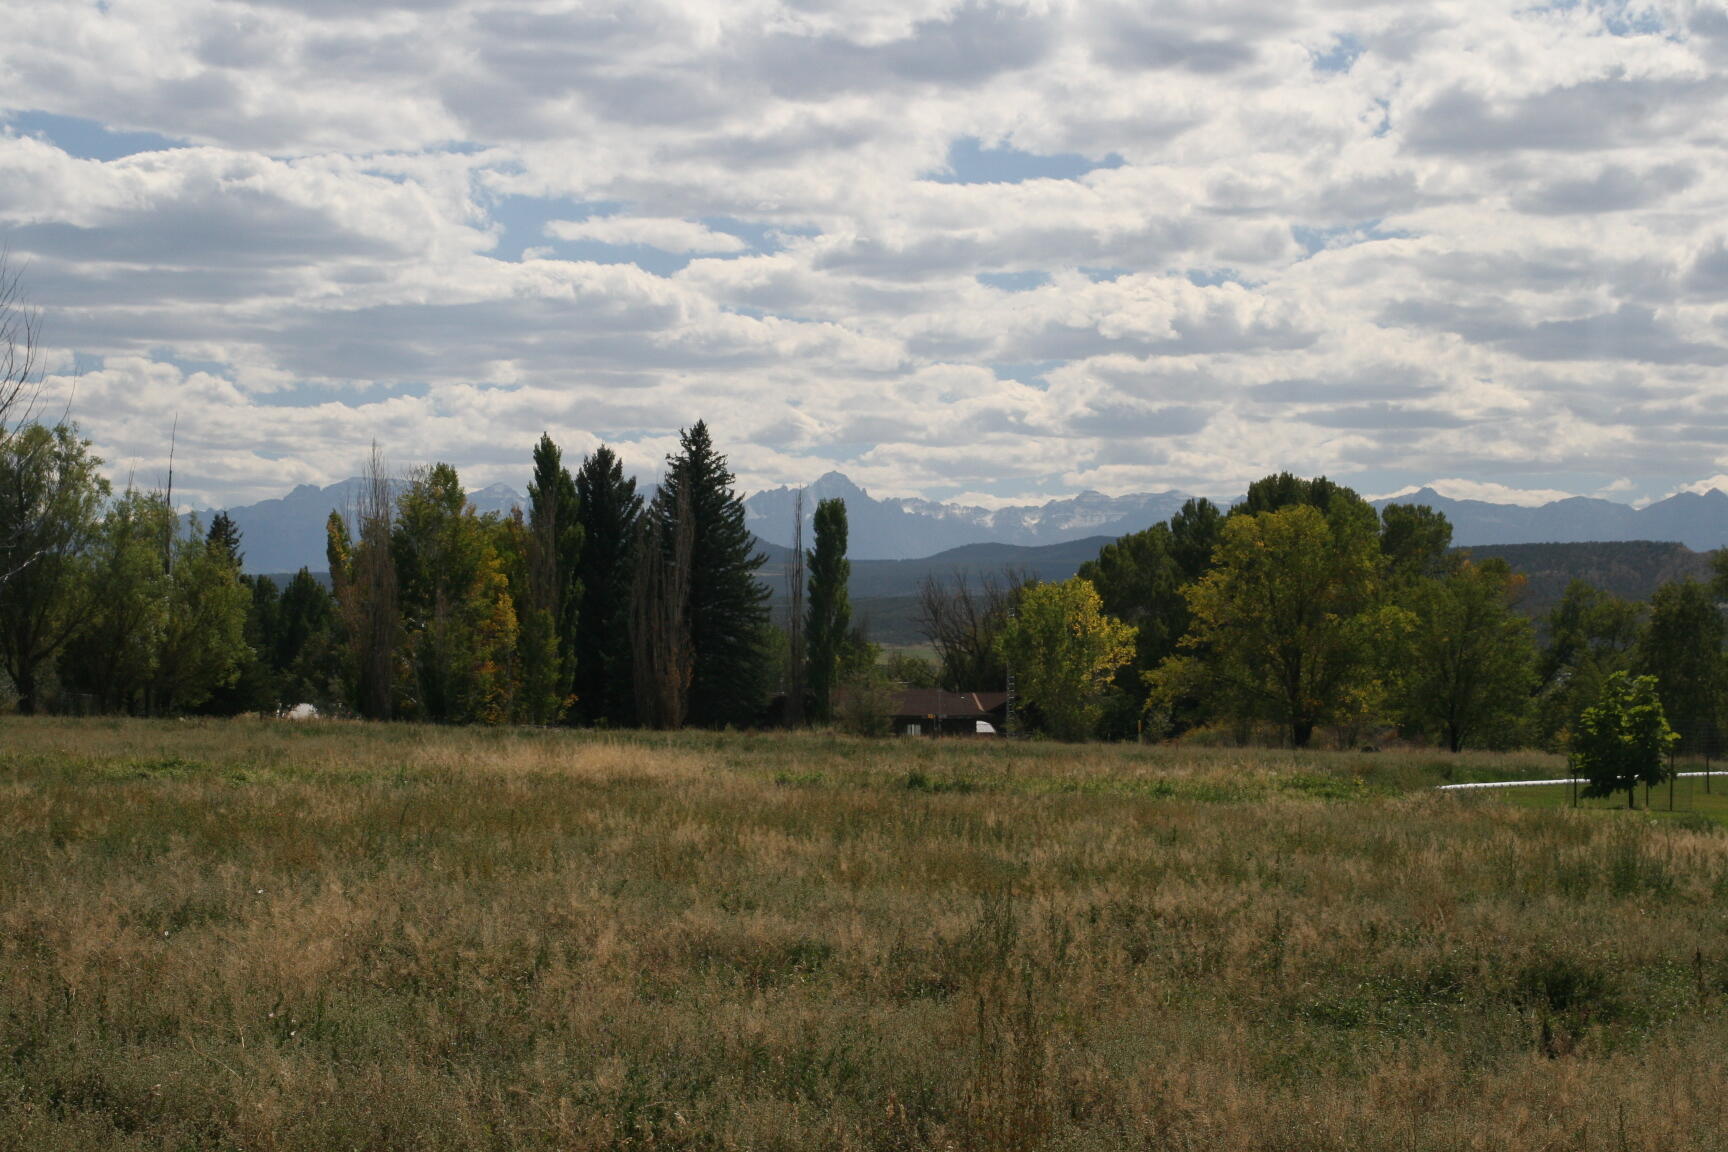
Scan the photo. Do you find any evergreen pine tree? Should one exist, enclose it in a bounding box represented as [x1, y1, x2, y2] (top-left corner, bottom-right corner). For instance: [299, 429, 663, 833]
[654, 422, 770, 727]
[574, 444, 642, 725]
[276, 568, 341, 707]
[522, 434, 582, 723]
[805, 497, 851, 723]
[206, 511, 244, 569]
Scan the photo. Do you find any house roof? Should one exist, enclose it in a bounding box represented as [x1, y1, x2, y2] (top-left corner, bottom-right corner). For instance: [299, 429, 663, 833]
[892, 689, 1008, 719]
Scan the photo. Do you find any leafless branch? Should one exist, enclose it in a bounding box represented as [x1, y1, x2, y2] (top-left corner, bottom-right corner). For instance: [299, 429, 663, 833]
[0, 249, 43, 440]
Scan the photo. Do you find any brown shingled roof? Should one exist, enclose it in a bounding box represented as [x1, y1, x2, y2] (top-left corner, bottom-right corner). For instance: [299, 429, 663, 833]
[892, 689, 1008, 719]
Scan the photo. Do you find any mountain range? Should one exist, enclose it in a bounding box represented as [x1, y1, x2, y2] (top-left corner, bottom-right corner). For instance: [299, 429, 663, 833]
[194, 477, 524, 575]
[203, 472, 1728, 575]
[744, 472, 1193, 559]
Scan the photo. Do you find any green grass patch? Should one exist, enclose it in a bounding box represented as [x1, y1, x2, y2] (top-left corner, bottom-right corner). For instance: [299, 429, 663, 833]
[1493, 774, 1728, 827]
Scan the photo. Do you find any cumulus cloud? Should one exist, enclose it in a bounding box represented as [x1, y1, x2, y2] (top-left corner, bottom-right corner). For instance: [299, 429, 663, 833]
[0, 0, 1725, 509]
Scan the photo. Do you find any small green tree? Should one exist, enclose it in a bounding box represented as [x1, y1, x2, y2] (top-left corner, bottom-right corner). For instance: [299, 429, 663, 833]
[995, 577, 1136, 741]
[1573, 671, 1678, 809]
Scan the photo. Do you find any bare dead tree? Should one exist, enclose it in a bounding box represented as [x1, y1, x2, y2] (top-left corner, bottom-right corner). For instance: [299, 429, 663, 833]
[630, 482, 693, 729]
[785, 490, 806, 726]
[357, 445, 400, 720]
[915, 567, 1033, 690]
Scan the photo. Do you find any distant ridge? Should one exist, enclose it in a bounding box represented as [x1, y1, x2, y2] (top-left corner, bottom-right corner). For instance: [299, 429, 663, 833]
[755, 535, 1114, 598]
[1368, 486, 1728, 551]
[1465, 541, 1713, 618]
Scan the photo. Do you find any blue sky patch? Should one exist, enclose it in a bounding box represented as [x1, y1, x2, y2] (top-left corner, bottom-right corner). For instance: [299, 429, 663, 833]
[5, 110, 183, 161]
[990, 360, 1064, 389]
[1293, 221, 1408, 256]
[926, 137, 1124, 185]
[1312, 34, 1364, 73]
[1185, 267, 1253, 288]
[977, 270, 1050, 292]
[485, 194, 622, 261]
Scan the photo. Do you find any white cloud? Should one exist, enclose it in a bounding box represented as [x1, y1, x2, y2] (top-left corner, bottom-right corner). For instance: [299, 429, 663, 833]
[0, 0, 1724, 513]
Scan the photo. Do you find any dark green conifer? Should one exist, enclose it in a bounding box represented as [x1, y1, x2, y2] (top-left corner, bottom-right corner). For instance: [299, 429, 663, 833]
[573, 444, 642, 725]
[653, 422, 769, 727]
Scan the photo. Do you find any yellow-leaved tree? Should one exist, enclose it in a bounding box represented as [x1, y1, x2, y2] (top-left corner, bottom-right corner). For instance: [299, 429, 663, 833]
[995, 577, 1136, 741]
[1158, 503, 1385, 748]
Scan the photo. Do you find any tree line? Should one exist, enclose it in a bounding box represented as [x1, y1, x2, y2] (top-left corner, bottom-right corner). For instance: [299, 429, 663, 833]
[0, 416, 874, 729]
[910, 471, 1728, 761]
[4, 390, 1725, 760]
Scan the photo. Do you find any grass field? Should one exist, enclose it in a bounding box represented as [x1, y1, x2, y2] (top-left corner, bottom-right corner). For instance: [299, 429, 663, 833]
[1493, 770, 1728, 827]
[5, 719, 1728, 1150]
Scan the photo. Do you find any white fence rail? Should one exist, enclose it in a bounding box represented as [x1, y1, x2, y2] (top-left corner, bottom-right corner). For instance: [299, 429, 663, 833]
[1438, 771, 1719, 791]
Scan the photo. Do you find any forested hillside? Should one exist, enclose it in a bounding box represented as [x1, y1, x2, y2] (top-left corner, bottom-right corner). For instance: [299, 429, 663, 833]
[1464, 542, 1713, 619]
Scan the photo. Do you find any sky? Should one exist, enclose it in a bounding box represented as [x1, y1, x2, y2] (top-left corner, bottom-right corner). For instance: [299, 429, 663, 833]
[4, 0, 1728, 511]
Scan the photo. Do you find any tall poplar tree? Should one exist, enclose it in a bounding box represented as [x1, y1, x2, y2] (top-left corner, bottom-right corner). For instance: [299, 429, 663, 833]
[653, 422, 770, 728]
[805, 496, 851, 723]
[325, 447, 399, 721]
[574, 444, 642, 726]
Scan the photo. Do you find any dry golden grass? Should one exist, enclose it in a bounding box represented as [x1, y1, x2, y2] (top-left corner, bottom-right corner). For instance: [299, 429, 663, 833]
[3, 718, 1727, 1150]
